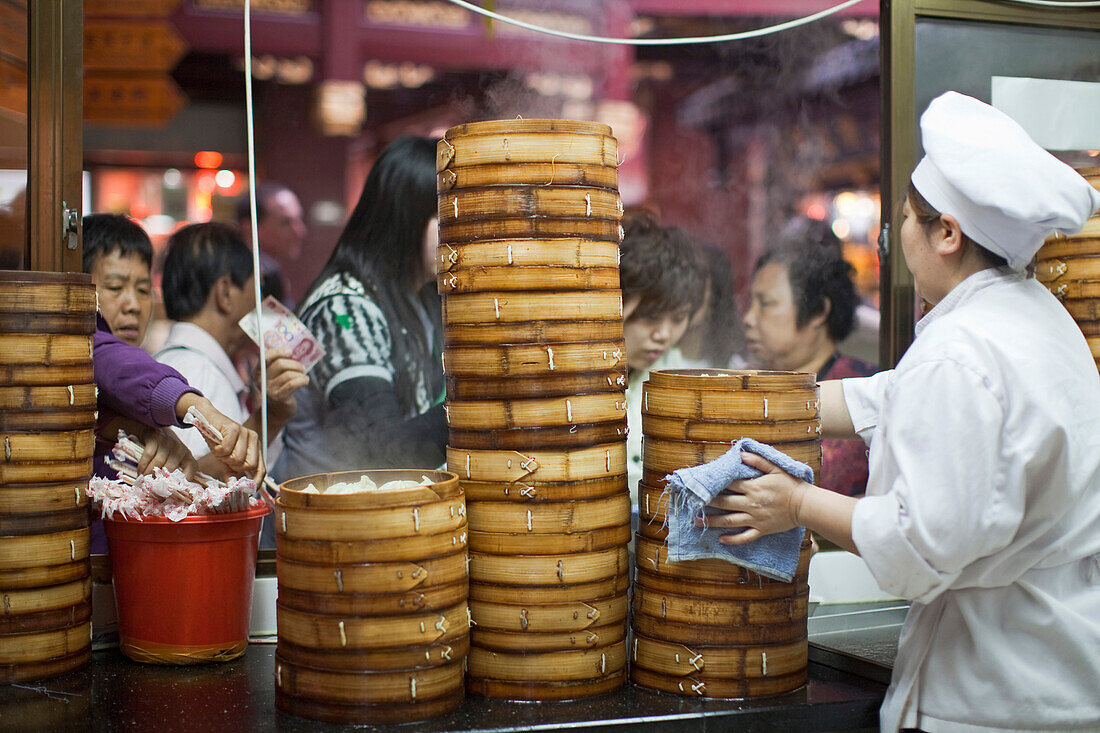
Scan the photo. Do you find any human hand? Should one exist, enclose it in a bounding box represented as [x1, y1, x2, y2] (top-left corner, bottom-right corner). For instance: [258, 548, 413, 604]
[252, 350, 309, 425]
[699, 452, 811, 546]
[136, 428, 199, 480]
[179, 394, 266, 482]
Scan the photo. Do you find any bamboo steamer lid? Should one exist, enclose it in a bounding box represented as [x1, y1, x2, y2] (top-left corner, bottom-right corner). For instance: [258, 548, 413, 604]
[469, 592, 627, 633]
[443, 340, 625, 377]
[439, 186, 622, 224]
[0, 364, 93, 387]
[440, 216, 622, 246]
[277, 580, 468, 617]
[635, 566, 808, 601]
[448, 443, 627, 483]
[642, 413, 821, 443]
[468, 572, 628, 604]
[0, 600, 90, 635]
[276, 527, 468, 565]
[632, 634, 807, 681]
[466, 669, 625, 700]
[437, 239, 620, 271]
[438, 162, 618, 192]
[0, 620, 90, 665]
[467, 523, 630, 555]
[276, 600, 469, 650]
[633, 586, 810, 628]
[446, 370, 625, 401]
[276, 634, 469, 672]
[443, 290, 622, 324]
[0, 647, 90, 685]
[0, 558, 89, 590]
[275, 655, 464, 706]
[0, 384, 96, 411]
[275, 493, 466, 542]
[634, 534, 811, 584]
[631, 664, 806, 699]
[439, 122, 617, 171]
[438, 265, 619, 294]
[459, 474, 626, 503]
[0, 528, 89, 570]
[444, 118, 613, 138]
[466, 492, 629, 534]
[472, 620, 626, 653]
[0, 505, 88, 536]
[641, 384, 819, 422]
[276, 549, 467, 595]
[647, 368, 817, 390]
[0, 271, 95, 315]
[450, 419, 627, 451]
[642, 436, 821, 476]
[467, 640, 626, 682]
[0, 480, 89, 514]
[278, 469, 460, 508]
[469, 546, 628, 586]
[276, 685, 464, 726]
[444, 319, 624, 345]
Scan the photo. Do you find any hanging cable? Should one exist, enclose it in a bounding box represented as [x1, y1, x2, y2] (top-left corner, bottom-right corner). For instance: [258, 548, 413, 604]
[243, 0, 269, 466]
[443, 0, 868, 45]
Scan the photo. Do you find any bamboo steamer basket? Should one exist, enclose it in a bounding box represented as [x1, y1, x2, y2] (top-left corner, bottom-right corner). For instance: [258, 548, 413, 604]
[1044, 280, 1100, 300]
[446, 370, 625, 401]
[0, 600, 90, 635]
[632, 605, 806, 646]
[0, 481, 88, 514]
[275, 492, 465, 541]
[0, 505, 88, 536]
[630, 665, 806, 699]
[276, 686, 465, 727]
[1035, 255, 1100, 283]
[468, 572, 629, 604]
[0, 528, 89, 570]
[0, 647, 91, 685]
[0, 271, 96, 315]
[472, 620, 626, 653]
[277, 580, 469, 617]
[276, 550, 467, 595]
[466, 492, 629, 534]
[0, 621, 90, 665]
[642, 414, 821, 443]
[466, 669, 625, 701]
[1059, 298, 1100, 321]
[636, 566, 808, 601]
[0, 312, 95, 335]
[642, 436, 822, 476]
[0, 458, 94, 485]
[443, 340, 625, 377]
[0, 384, 97, 411]
[443, 290, 622, 325]
[277, 600, 469, 650]
[635, 534, 811, 584]
[437, 239, 620, 272]
[641, 385, 819, 422]
[442, 118, 612, 138]
[0, 335, 92, 366]
[649, 368, 817, 391]
[0, 559, 89, 590]
[450, 420, 627, 451]
[469, 546, 628, 586]
[460, 474, 626, 503]
[468, 593, 627, 633]
[275, 527, 468, 565]
[440, 216, 622, 246]
[0, 409, 96, 432]
[467, 640, 626, 682]
[438, 162, 618, 192]
[438, 266, 619, 294]
[0, 363, 93, 387]
[445, 319, 624, 345]
[448, 443, 626, 483]
[438, 186, 622, 225]
[641, 463, 822, 490]
[0, 430, 95, 463]
[0, 578, 90, 616]
[277, 634, 470, 672]
[279, 468, 461, 505]
[468, 523, 630, 555]
[439, 122, 617, 170]
[633, 586, 810, 628]
[632, 634, 807, 681]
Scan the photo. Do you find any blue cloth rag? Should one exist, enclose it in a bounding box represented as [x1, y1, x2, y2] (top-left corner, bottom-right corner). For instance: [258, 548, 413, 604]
[663, 437, 812, 582]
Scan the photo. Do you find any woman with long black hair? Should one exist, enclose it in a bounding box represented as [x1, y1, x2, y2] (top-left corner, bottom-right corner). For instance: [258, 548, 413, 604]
[273, 136, 445, 481]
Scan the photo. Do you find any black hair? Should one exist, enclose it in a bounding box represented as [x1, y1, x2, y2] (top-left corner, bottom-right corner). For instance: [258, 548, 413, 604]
[236, 181, 293, 225]
[82, 213, 153, 273]
[619, 209, 707, 321]
[907, 181, 1009, 269]
[161, 222, 254, 321]
[305, 136, 439, 408]
[754, 217, 860, 342]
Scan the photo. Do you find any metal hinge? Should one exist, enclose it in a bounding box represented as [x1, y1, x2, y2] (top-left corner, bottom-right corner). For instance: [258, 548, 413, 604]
[877, 222, 890, 262]
[62, 201, 79, 250]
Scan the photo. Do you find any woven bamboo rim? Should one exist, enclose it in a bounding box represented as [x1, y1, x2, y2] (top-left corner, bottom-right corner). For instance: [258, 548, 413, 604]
[443, 340, 625, 376]
[1040, 236, 1100, 261]
[0, 648, 90, 685]
[0, 621, 90, 664]
[0, 364, 94, 387]
[1060, 298, 1100, 321]
[642, 384, 819, 421]
[1079, 321, 1100, 338]
[467, 639, 625, 682]
[445, 319, 623, 345]
[630, 665, 806, 699]
[443, 290, 622, 325]
[0, 528, 89, 570]
[440, 217, 622, 246]
[472, 620, 626, 653]
[276, 494, 466, 541]
[635, 567, 809, 601]
[1087, 336, 1100, 358]
[1048, 214, 1100, 238]
[439, 187, 621, 224]
[276, 601, 469, 650]
[0, 459, 93, 486]
[276, 685, 464, 726]
[0, 410, 96, 433]
[447, 393, 627, 430]
[276, 634, 469, 672]
[0, 335, 92, 366]
[633, 607, 809, 646]
[447, 371, 625, 401]
[0, 430, 95, 463]
[0, 312, 96, 335]
[468, 523, 630, 555]
[0, 506, 88, 536]
[469, 593, 627, 633]
[632, 633, 806, 680]
[0, 559, 89, 591]
[460, 474, 626, 503]
[648, 368, 817, 391]
[0, 273, 95, 313]
[278, 469, 460, 509]
[449, 443, 627, 483]
[642, 436, 821, 475]
[0, 578, 90, 616]
[633, 586, 809, 627]
[466, 669, 625, 700]
[438, 162, 618, 192]
[438, 131, 617, 171]
[276, 550, 468, 594]
[277, 580, 468, 617]
[0, 601, 90, 635]
[438, 265, 619, 294]
[0, 481, 88, 513]
[638, 480, 670, 523]
[642, 414, 821, 443]
[634, 534, 810, 584]
[470, 546, 628, 585]
[468, 572, 629, 604]
[444, 119, 613, 138]
[437, 239, 619, 272]
[450, 420, 627, 451]
[466, 492, 629, 534]
[276, 527, 468, 565]
[1035, 256, 1100, 283]
[0, 384, 97, 411]
[275, 655, 464, 704]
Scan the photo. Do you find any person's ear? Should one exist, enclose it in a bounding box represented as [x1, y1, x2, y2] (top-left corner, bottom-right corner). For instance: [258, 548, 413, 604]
[808, 297, 831, 330]
[936, 214, 965, 256]
[213, 275, 234, 315]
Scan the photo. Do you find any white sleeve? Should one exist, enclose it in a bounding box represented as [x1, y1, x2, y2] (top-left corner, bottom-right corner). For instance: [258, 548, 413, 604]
[842, 370, 893, 445]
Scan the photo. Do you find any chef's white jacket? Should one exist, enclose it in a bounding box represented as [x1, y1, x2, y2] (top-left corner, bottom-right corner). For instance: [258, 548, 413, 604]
[842, 268, 1100, 732]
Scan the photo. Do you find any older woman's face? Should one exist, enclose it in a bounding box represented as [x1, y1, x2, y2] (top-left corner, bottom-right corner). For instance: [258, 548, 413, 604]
[743, 262, 821, 371]
[90, 249, 153, 347]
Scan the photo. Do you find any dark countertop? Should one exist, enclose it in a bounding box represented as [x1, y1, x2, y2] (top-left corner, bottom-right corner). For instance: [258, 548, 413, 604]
[0, 644, 886, 732]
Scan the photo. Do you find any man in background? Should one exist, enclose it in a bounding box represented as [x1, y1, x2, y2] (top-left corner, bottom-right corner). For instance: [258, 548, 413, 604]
[237, 182, 306, 308]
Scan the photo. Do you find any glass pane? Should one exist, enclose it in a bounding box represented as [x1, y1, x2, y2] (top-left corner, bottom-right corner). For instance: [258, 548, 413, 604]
[0, 0, 28, 269]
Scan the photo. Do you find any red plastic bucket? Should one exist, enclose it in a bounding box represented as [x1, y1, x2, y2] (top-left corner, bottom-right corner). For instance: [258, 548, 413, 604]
[103, 504, 270, 665]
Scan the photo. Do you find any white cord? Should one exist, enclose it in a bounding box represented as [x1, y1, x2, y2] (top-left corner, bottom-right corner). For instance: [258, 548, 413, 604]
[443, 0, 868, 45]
[243, 0, 269, 464]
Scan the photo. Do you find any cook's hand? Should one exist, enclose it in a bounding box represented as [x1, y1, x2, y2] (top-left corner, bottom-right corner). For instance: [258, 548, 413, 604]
[136, 428, 199, 480]
[253, 350, 309, 424]
[700, 452, 810, 546]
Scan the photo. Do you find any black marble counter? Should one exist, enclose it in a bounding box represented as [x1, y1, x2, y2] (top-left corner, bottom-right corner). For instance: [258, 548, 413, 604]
[0, 645, 885, 732]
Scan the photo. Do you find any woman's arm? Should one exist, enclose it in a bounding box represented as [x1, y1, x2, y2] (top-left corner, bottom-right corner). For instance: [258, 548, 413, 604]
[819, 380, 857, 439]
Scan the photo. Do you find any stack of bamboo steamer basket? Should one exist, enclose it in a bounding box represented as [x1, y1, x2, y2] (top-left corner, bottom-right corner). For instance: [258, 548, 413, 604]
[273, 469, 468, 724]
[1035, 167, 1100, 374]
[632, 369, 818, 698]
[437, 119, 631, 700]
[0, 271, 95, 683]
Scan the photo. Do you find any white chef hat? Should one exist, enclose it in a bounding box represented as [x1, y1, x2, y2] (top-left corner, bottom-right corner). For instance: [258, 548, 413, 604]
[911, 91, 1100, 270]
